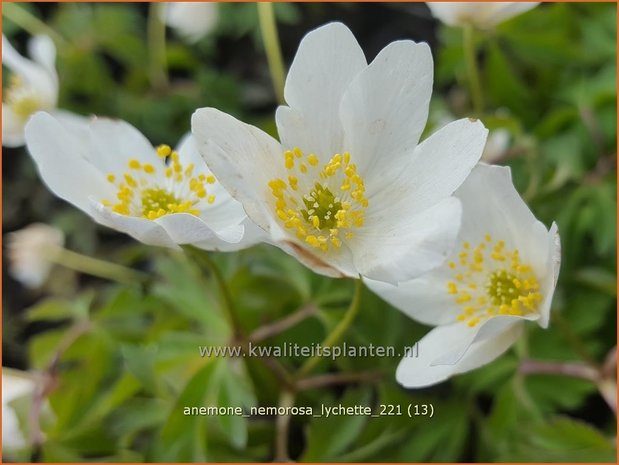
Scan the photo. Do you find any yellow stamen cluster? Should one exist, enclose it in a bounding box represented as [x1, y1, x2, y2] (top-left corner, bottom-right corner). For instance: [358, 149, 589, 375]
[103, 145, 216, 220]
[5, 75, 44, 119]
[446, 235, 543, 327]
[268, 148, 368, 252]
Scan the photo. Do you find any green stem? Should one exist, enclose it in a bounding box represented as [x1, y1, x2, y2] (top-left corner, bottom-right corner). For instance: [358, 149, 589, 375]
[463, 25, 484, 115]
[2, 3, 66, 47]
[257, 2, 286, 105]
[297, 278, 363, 377]
[182, 246, 243, 338]
[512, 373, 544, 423]
[47, 247, 149, 285]
[147, 2, 168, 91]
[274, 389, 295, 461]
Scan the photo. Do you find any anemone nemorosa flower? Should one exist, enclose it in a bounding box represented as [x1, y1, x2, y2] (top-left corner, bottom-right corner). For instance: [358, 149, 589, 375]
[367, 164, 561, 387]
[427, 2, 540, 29]
[6, 222, 64, 289]
[162, 2, 218, 43]
[3, 34, 60, 147]
[192, 22, 488, 282]
[24, 112, 263, 251]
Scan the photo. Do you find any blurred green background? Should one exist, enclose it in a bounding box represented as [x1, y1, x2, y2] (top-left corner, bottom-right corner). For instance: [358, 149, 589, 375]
[2, 2, 617, 462]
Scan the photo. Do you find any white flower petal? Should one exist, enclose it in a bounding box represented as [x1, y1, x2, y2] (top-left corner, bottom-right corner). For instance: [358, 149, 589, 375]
[193, 218, 266, 252]
[486, 2, 540, 26]
[174, 131, 247, 210]
[353, 196, 462, 283]
[455, 165, 559, 298]
[51, 109, 90, 142]
[2, 104, 26, 147]
[427, 2, 539, 28]
[28, 35, 57, 77]
[191, 107, 284, 233]
[369, 118, 487, 220]
[25, 112, 115, 213]
[276, 22, 367, 160]
[537, 222, 561, 329]
[432, 315, 532, 366]
[154, 212, 243, 246]
[163, 2, 218, 43]
[365, 265, 462, 326]
[396, 319, 523, 388]
[2, 370, 37, 451]
[88, 117, 158, 174]
[2, 34, 56, 104]
[6, 223, 64, 289]
[340, 40, 433, 195]
[89, 200, 178, 248]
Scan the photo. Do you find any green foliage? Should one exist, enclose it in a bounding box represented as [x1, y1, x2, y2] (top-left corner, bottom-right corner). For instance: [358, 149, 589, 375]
[2, 2, 616, 463]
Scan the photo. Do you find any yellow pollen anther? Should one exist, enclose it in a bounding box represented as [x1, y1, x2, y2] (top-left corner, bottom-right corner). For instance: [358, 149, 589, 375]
[268, 148, 368, 252]
[102, 142, 216, 220]
[449, 235, 543, 327]
[156, 145, 171, 157]
[308, 154, 319, 166]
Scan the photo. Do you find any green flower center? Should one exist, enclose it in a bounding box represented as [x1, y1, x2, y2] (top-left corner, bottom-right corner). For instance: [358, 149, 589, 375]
[301, 183, 342, 230]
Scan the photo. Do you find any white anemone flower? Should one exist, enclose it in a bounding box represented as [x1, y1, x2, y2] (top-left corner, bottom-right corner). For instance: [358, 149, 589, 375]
[192, 22, 488, 282]
[3, 34, 56, 147]
[24, 111, 263, 251]
[2, 369, 37, 451]
[6, 223, 64, 288]
[162, 2, 218, 43]
[427, 2, 540, 29]
[367, 164, 561, 388]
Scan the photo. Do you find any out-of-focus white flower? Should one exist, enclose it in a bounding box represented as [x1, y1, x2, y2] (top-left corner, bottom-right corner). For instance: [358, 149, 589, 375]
[2, 34, 57, 147]
[2, 369, 37, 450]
[427, 2, 540, 29]
[6, 223, 64, 288]
[481, 128, 510, 163]
[2, 34, 84, 148]
[367, 164, 561, 387]
[162, 2, 218, 43]
[192, 22, 488, 283]
[24, 112, 264, 251]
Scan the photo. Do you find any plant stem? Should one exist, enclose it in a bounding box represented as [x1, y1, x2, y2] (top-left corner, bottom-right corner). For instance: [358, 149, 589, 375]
[297, 278, 363, 377]
[519, 359, 599, 382]
[30, 320, 91, 452]
[250, 303, 317, 343]
[257, 2, 286, 105]
[147, 2, 168, 91]
[463, 24, 484, 115]
[274, 389, 295, 462]
[296, 370, 383, 391]
[2, 3, 66, 47]
[512, 372, 544, 422]
[182, 246, 243, 338]
[46, 247, 149, 285]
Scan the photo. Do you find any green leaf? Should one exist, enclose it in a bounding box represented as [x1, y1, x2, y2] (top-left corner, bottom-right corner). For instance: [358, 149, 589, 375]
[532, 416, 614, 451]
[158, 360, 224, 461]
[301, 387, 372, 461]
